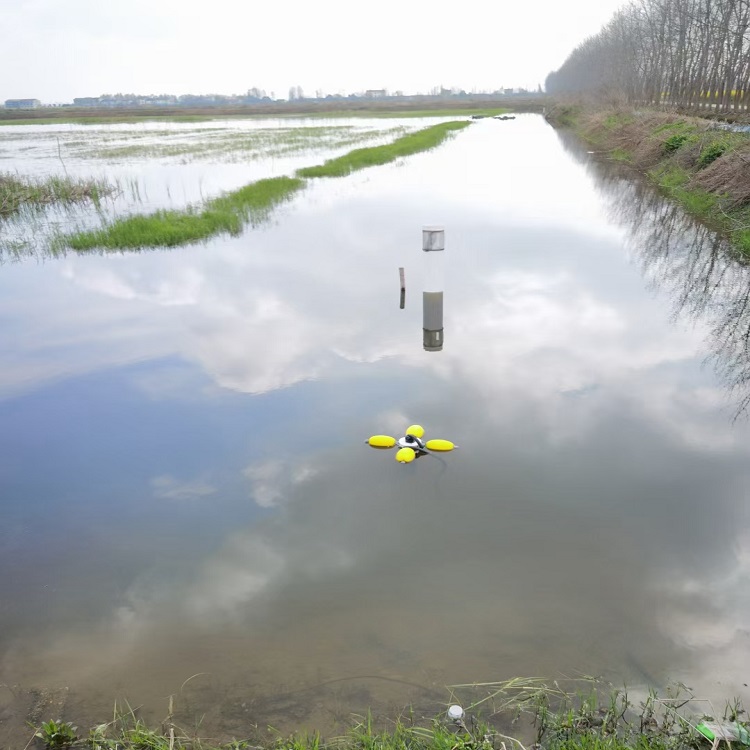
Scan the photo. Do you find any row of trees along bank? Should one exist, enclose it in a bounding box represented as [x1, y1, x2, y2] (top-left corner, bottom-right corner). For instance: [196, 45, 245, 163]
[546, 0, 750, 112]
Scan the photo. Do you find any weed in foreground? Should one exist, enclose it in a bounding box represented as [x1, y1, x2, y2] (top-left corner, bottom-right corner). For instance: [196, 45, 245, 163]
[31, 678, 748, 750]
[448, 676, 749, 750]
[35, 718, 78, 748]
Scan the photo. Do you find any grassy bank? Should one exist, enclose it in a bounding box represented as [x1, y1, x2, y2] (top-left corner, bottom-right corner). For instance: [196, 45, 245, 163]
[26, 678, 746, 750]
[548, 105, 750, 254]
[65, 176, 304, 250]
[0, 172, 114, 217]
[297, 121, 470, 177]
[61, 120, 469, 251]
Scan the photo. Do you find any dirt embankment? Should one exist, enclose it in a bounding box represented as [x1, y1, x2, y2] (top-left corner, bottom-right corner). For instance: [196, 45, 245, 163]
[547, 105, 750, 254]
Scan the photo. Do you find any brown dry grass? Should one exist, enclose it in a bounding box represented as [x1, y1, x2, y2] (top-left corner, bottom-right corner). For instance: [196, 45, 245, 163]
[692, 142, 750, 208]
[578, 109, 717, 169]
[576, 109, 750, 207]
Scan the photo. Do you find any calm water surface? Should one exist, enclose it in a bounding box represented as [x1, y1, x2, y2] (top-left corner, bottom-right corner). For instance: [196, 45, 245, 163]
[1, 115, 750, 742]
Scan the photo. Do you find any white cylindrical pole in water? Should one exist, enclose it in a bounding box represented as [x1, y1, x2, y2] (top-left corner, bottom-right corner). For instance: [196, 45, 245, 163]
[422, 226, 444, 351]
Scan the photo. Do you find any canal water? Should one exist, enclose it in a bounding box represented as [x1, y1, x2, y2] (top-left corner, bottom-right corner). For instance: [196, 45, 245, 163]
[1, 114, 749, 743]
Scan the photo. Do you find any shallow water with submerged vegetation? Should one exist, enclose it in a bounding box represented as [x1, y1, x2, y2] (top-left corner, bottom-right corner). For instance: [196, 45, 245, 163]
[2, 113, 750, 748]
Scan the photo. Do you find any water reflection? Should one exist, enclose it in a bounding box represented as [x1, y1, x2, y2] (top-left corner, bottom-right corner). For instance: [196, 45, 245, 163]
[554, 125, 750, 694]
[422, 291, 444, 351]
[422, 228, 445, 352]
[0, 117, 446, 259]
[556, 128, 750, 418]
[1, 116, 750, 744]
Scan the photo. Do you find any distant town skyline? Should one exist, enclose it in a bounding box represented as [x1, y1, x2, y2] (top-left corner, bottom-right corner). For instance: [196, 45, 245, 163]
[3, 85, 541, 109]
[0, 0, 628, 103]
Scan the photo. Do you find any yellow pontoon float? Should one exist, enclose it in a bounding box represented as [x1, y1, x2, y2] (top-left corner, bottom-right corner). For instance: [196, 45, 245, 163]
[366, 424, 458, 463]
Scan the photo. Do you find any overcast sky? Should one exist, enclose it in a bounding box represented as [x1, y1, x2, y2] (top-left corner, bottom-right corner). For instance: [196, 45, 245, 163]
[1, 0, 628, 102]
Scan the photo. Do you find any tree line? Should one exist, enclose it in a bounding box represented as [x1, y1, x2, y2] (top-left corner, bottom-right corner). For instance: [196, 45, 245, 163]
[546, 0, 750, 111]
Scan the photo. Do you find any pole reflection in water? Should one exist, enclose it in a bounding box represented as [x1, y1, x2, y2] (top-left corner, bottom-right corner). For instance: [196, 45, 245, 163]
[422, 226, 445, 352]
[556, 127, 750, 417]
[422, 291, 443, 351]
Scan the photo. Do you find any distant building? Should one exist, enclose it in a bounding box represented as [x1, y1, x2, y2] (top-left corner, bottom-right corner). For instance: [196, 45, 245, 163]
[5, 99, 41, 109]
[73, 97, 101, 107]
[365, 89, 387, 98]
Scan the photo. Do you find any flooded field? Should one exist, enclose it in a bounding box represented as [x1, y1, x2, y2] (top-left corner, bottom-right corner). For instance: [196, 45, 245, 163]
[1, 114, 749, 745]
[0, 116, 430, 256]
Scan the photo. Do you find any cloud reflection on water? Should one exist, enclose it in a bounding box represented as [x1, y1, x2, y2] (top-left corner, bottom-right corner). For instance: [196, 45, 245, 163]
[2, 116, 750, 734]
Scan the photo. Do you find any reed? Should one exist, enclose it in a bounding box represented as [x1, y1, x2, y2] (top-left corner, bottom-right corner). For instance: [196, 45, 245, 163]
[0, 172, 114, 217]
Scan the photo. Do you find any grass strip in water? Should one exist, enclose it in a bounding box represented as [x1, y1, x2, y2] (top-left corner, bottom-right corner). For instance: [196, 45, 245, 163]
[296, 120, 471, 177]
[0, 172, 114, 217]
[65, 176, 304, 250]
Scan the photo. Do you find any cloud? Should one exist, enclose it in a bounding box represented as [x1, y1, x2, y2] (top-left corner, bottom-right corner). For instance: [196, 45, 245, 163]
[151, 474, 217, 501]
[0, 0, 629, 101]
[243, 458, 319, 508]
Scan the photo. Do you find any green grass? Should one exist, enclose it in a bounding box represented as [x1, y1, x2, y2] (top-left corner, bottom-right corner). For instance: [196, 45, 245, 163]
[297, 121, 471, 177]
[652, 120, 690, 134]
[610, 148, 632, 162]
[28, 678, 745, 750]
[648, 164, 721, 220]
[65, 176, 304, 250]
[603, 113, 634, 129]
[0, 172, 114, 216]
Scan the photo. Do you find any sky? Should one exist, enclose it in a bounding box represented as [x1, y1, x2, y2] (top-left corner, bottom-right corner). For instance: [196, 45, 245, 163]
[1, 0, 628, 103]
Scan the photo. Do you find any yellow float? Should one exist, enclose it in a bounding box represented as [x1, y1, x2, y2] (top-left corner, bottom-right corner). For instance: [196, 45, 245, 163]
[367, 435, 397, 448]
[395, 447, 416, 464]
[365, 424, 458, 464]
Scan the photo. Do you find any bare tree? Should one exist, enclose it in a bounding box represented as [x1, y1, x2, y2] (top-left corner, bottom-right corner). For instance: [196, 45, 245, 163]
[546, 0, 750, 113]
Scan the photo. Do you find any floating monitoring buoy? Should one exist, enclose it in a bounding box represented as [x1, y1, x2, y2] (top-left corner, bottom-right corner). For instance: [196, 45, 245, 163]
[366, 424, 458, 463]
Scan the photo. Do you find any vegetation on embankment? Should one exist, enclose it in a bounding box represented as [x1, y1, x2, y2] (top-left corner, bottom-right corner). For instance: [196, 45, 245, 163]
[297, 121, 471, 177]
[0, 172, 114, 217]
[27, 677, 746, 750]
[65, 176, 304, 250]
[548, 106, 750, 254]
[62, 121, 469, 251]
